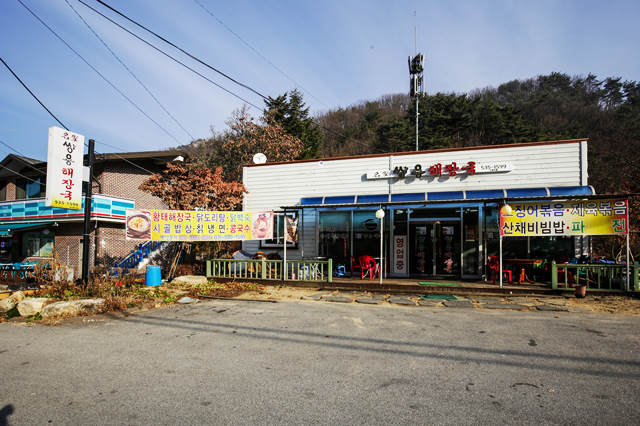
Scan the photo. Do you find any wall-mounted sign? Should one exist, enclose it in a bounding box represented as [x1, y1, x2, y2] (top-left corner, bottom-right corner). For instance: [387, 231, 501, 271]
[500, 199, 628, 236]
[126, 209, 274, 241]
[367, 162, 513, 180]
[362, 218, 380, 232]
[45, 126, 85, 210]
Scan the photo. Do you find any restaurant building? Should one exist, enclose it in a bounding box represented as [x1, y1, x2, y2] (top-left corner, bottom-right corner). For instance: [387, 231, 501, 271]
[242, 139, 594, 280]
[0, 150, 186, 277]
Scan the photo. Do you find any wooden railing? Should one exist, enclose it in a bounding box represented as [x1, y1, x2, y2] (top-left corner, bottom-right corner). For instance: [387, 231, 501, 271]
[206, 258, 333, 283]
[551, 261, 639, 291]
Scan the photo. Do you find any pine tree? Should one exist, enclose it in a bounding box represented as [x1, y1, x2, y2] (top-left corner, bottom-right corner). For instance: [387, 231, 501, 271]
[264, 88, 323, 160]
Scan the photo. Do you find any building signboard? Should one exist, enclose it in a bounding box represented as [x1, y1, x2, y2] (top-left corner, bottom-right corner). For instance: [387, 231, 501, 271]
[500, 199, 628, 236]
[45, 126, 85, 210]
[367, 162, 513, 179]
[126, 209, 275, 241]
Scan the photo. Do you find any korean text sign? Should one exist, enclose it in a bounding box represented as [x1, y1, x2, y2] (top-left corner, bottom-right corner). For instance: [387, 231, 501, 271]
[45, 126, 84, 210]
[500, 199, 628, 236]
[126, 209, 274, 241]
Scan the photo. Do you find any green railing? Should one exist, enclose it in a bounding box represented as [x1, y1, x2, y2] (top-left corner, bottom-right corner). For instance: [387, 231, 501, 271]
[206, 258, 333, 283]
[551, 261, 639, 291]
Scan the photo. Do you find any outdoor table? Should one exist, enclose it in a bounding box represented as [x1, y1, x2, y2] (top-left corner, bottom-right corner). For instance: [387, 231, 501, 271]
[503, 259, 537, 284]
[373, 257, 386, 278]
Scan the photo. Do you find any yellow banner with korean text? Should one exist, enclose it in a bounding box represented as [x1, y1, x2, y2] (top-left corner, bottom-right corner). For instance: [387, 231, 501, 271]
[125, 209, 274, 241]
[500, 199, 628, 237]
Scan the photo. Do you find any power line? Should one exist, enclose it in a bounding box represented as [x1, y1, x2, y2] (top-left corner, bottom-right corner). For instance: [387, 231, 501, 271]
[192, 0, 331, 110]
[92, 0, 268, 101]
[0, 143, 46, 188]
[0, 56, 68, 130]
[80, 1, 381, 154]
[65, 0, 196, 142]
[77, 0, 263, 110]
[17, 0, 183, 145]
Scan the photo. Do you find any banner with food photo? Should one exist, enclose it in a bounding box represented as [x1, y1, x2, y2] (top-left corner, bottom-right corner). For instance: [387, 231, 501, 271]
[125, 209, 274, 241]
[126, 209, 152, 241]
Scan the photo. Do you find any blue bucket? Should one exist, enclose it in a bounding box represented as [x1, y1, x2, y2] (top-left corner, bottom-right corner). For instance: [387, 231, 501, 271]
[145, 265, 162, 286]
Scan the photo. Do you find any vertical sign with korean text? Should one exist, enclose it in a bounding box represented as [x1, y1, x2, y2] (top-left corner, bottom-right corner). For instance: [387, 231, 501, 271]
[500, 199, 628, 236]
[45, 126, 84, 210]
[393, 235, 408, 276]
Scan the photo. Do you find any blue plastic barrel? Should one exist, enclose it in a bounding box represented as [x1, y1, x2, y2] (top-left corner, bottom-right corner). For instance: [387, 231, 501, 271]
[145, 265, 162, 286]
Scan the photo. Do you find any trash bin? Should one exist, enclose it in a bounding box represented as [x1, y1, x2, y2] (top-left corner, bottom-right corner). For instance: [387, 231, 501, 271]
[145, 265, 162, 286]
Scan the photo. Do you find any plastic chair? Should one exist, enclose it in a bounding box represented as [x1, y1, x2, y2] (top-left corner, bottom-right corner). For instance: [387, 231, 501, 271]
[350, 255, 363, 278]
[542, 257, 574, 287]
[487, 256, 512, 285]
[359, 255, 379, 280]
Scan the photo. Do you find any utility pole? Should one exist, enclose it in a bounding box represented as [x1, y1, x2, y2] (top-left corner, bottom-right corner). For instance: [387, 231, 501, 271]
[408, 11, 425, 151]
[81, 138, 95, 285]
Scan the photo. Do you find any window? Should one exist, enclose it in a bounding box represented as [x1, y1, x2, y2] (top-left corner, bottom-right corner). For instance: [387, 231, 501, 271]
[16, 177, 46, 199]
[260, 212, 298, 248]
[0, 180, 6, 201]
[22, 231, 54, 257]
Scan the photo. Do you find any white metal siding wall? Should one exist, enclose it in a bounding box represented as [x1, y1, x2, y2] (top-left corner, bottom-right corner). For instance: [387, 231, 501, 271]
[243, 142, 586, 257]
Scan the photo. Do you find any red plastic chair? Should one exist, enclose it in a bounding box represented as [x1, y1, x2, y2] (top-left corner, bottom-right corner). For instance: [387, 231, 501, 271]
[543, 257, 574, 287]
[359, 255, 379, 280]
[350, 255, 363, 278]
[487, 256, 512, 285]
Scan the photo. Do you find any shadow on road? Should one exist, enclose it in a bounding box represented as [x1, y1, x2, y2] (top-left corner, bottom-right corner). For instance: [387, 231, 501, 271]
[118, 307, 640, 380]
[0, 404, 14, 426]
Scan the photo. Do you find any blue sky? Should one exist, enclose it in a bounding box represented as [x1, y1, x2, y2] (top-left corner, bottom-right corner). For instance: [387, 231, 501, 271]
[1, 0, 639, 161]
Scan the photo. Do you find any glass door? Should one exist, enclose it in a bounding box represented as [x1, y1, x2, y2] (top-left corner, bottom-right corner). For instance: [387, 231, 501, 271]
[434, 222, 460, 276]
[409, 223, 435, 275]
[409, 221, 461, 277]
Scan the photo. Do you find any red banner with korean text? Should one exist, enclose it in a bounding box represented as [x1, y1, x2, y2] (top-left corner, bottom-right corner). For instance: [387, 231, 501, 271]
[500, 199, 628, 237]
[126, 209, 274, 241]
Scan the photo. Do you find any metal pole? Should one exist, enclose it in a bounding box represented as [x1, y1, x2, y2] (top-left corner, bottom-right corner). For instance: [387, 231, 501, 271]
[415, 96, 419, 151]
[627, 232, 630, 291]
[81, 138, 95, 285]
[379, 213, 384, 284]
[283, 210, 287, 281]
[499, 235, 503, 289]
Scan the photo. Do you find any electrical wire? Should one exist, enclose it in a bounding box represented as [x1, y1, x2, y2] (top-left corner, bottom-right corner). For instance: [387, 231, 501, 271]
[17, 0, 183, 145]
[91, 0, 268, 101]
[79, 1, 380, 153]
[77, 0, 263, 110]
[192, 0, 331, 110]
[65, 0, 195, 142]
[0, 56, 68, 130]
[0, 144, 46, 188]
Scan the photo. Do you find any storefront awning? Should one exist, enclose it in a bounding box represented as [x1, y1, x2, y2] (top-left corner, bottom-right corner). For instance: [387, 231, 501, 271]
[289, 186, 599, 209]
[0, 222, 53, 235]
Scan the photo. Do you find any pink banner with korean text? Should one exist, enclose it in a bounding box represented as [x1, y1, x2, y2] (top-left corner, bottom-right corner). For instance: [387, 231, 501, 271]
[126, 209, 274, 241]
[500, 199, 628, 237]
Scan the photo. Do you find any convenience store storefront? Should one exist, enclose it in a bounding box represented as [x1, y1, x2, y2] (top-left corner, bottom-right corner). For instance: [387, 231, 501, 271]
[242, 139, 594, 280]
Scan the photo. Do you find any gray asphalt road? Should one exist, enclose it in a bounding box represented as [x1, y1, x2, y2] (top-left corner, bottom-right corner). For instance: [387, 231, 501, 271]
[2, 299, 640, 426]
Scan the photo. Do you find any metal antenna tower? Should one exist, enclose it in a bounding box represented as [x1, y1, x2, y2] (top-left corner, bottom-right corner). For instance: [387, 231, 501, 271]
[408, 11, 425, 151]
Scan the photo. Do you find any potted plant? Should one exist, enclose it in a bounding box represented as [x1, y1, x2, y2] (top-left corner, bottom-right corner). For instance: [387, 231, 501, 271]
[574, 282, 587, 298]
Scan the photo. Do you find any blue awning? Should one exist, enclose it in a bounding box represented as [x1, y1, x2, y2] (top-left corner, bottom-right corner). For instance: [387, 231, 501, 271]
[0, 222, 52, 235]
[295, 186, 596, 207]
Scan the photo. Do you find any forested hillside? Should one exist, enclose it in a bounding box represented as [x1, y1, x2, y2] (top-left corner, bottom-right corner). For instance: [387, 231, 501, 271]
[315, 72, 640, 196]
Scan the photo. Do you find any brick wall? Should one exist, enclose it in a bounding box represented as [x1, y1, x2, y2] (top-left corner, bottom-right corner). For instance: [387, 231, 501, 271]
[95, 159, 168, 210]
